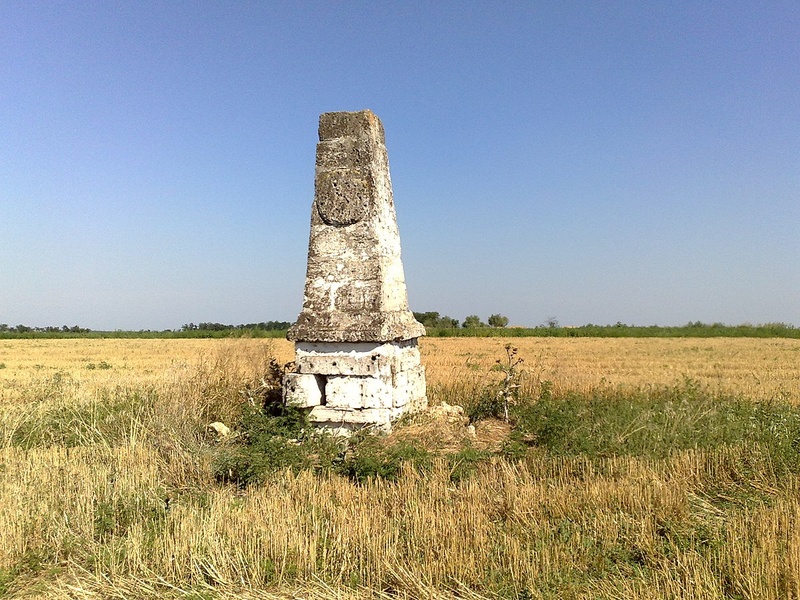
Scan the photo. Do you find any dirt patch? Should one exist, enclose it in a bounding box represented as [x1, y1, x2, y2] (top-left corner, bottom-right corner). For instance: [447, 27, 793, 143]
[470, 417, 512, 452]
[388, 404, 511, 454]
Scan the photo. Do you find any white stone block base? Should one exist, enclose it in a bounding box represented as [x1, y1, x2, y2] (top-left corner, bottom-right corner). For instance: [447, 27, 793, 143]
[283, 339, 427, 432]
[283, 373, 324, 408]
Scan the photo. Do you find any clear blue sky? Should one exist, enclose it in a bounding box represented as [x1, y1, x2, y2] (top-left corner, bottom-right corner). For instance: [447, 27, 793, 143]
[2, 1, 798, 330]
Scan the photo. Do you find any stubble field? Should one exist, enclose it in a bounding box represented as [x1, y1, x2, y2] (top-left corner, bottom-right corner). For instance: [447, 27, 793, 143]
[1, 337, 800, 598]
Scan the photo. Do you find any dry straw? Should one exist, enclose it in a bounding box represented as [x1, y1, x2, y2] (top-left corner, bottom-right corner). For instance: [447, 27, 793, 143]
[1, 337, 800, 597]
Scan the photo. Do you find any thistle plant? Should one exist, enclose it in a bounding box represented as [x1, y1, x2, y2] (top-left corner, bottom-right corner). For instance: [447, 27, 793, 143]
[494, 343, 524, 423]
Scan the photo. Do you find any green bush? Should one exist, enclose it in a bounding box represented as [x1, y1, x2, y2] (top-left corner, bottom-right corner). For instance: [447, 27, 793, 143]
[448, 446, 491, 483]
[214, 399, 439, 486]
[337, 436, 432, 483]
[512, 379, 800, 468]
[466, 386, 505, 423]
[213, 402, 344, 485]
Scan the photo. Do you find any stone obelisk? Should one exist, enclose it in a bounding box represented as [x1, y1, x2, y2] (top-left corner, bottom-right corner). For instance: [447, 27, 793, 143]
[284, 110, 427, 433]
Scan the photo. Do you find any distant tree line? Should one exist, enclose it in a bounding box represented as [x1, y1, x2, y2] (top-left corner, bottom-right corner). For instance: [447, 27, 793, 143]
[413, 312, 510, 329]
[2, 319, 797, 339]
[0, 321, 291, 339]
[180, 321, 291, 332]
[413, 312, 459, 328]
[0, 324, 91, 334]
[424, 321, 799, 339]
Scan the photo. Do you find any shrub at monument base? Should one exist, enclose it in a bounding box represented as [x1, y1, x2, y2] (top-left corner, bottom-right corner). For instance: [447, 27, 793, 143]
[2, 338, 800, 598]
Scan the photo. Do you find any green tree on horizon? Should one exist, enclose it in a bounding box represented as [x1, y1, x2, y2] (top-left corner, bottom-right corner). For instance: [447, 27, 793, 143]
[463, 315, 487, 328]
[488, 314, 509, 328]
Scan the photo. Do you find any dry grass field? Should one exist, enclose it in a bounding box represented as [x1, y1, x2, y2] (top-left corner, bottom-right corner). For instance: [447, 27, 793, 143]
[3, 336, 798, 401]
[422, 337, 800, 400]
[2, 336, 800, 598]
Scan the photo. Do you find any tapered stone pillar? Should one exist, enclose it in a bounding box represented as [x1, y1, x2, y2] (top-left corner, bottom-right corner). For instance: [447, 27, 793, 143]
[284, 110, 427, 433]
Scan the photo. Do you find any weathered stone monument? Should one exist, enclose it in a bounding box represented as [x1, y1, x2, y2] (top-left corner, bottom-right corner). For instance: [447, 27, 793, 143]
[283, 110, 427, 433]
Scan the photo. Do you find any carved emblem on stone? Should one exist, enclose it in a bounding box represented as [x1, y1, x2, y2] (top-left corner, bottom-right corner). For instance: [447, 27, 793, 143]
[315, 170, 372, 226]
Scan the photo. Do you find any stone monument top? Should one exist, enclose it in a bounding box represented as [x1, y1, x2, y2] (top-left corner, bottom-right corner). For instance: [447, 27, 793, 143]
[288, 110, 425, 343]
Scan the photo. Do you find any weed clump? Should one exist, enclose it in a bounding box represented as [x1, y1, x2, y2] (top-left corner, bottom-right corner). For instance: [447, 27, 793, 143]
[212, 398, 436, 486]
[214, 348, 800, 489]
[337, 435, 433, 483]
[211, 358, 342, 484]
[512, 378, 800, 468]
[213, 400, 345, 484]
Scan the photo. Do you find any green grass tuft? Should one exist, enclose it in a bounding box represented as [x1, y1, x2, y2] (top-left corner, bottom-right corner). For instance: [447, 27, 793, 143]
[512, 378, 800, 468]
